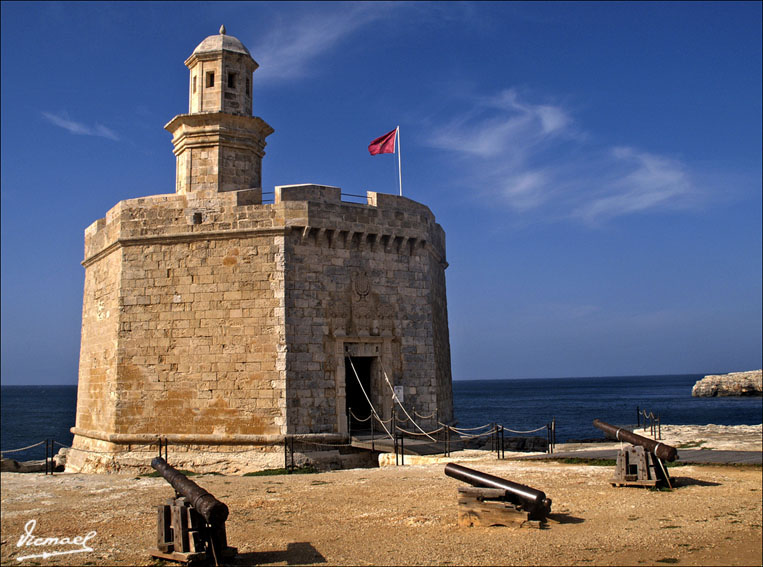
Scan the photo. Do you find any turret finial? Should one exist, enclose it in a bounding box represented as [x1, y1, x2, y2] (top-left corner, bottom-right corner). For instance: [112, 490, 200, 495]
[219, 25, 226, 35]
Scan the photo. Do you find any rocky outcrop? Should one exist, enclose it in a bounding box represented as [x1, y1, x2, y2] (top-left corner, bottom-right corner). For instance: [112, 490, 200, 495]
[692, 370, 762, 397]
[1, 449, 71, 473]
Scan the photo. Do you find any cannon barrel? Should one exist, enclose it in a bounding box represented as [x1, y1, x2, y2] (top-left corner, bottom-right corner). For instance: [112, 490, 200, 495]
[151, 457, 229, 525]
[444, 463, 551, 518]
[593, 419, 678, 462]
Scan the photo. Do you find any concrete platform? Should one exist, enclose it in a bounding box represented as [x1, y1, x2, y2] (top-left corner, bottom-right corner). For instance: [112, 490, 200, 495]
[351, 434, 458, 456]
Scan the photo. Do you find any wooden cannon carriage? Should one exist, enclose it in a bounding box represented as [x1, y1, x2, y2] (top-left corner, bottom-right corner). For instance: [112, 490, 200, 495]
[150, 457, 237, 565]
[445, 463, 552, 527]
[593, 419, 678, 489]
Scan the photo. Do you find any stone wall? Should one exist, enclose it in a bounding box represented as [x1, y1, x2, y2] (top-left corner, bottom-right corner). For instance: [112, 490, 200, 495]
[75, 244, 121, 434]
[692, 370, 762, 397]
[71, 186, 453, 472]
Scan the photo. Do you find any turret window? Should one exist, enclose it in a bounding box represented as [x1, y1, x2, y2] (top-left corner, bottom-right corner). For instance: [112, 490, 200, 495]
[227, 72, 237, 89]
[246, 78, 250, 96]
[206, 71, 215, 88]
[192, 76, 197, 93]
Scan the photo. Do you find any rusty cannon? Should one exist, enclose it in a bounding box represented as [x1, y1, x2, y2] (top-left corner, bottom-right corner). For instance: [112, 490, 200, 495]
[593, 419, 678, 489]
[150, 457, 236, 566]
[444, 463, 552, 526]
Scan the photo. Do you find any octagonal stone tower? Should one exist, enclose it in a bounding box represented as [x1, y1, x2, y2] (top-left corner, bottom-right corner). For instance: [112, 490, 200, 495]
[69, 28, 453, 473]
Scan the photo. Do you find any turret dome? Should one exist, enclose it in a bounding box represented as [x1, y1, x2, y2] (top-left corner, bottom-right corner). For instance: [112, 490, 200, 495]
[191, 25, 251, 57]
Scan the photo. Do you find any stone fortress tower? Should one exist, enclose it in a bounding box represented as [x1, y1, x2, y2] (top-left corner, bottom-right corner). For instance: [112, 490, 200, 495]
[68, 27, 453, 473]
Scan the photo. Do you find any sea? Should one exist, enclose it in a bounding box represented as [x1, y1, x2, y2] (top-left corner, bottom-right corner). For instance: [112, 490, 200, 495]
[2, 374, 761, 461]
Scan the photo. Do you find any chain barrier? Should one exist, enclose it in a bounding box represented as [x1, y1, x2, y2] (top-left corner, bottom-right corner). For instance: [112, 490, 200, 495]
[502, 425, 548, 434]
[413, 410, 437, 420]
[0, 440, 47, 454]
[452, 427, 499, 440]
[394, 425, 446, 437]
[441, 422, 492, 432]
[348, 410, 373, 423]
[636, 406, 662, 440]
[379, 359, 436, 442]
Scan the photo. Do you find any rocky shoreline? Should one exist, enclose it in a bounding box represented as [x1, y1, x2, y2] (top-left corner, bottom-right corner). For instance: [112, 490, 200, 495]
[691, 369, 762, 397]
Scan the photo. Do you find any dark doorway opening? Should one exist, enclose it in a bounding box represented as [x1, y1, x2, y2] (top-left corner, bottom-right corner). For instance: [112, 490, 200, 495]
[345, 356, 374, 432]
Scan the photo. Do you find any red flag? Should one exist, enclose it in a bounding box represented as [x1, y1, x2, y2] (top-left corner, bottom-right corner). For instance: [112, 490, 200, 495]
[368, 128, 397, 155]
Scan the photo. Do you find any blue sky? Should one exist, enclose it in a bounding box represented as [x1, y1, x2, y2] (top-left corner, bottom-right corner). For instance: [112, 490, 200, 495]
[1, 1, 761, 385]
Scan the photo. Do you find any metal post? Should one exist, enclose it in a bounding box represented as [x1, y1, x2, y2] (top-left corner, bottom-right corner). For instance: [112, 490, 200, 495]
[44, 439, 49, 475]
[347, 407, 352, 440]
[164, 438, 168, 462]
[636, 406, 640, 427]
[658, 415, 662, 440]
[284, 436, 288, 470]
[400, 433, 405, 466]
[290, 436, 295, 472]
[553, 418, 557, 452]
[371, 412, 375, 452]
[500, 426, 505, 460]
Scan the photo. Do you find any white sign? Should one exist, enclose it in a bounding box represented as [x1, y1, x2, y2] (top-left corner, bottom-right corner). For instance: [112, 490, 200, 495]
[393, 385, 404, 403]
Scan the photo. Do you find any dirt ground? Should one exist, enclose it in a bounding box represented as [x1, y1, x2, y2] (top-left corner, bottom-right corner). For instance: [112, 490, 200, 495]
[2, 427, 761, 566]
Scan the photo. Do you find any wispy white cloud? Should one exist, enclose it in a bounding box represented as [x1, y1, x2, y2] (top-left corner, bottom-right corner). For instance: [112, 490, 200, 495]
[42, 111, 120, 141]
[250, 4, 394, 84]
[572, 147, 693, 223]
[424, 89, 700, 224]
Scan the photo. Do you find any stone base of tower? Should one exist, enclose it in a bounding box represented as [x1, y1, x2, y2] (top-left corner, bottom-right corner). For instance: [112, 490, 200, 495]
[66, 431, 372, 475]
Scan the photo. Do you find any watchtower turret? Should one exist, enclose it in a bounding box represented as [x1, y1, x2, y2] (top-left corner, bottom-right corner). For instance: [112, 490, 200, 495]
[185, 24, 257, 115]
[164, 26, 273, 194]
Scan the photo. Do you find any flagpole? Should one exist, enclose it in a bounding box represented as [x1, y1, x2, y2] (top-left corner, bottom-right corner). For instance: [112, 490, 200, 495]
[396, 126, 402, 196]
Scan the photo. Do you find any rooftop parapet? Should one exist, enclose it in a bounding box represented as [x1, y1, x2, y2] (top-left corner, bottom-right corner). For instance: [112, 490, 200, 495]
[276, 184, 341, 204]
[83, 186, 445, 267]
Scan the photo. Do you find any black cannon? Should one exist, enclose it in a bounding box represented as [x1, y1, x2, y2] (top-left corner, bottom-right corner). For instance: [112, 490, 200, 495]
[593, 419, 678, 488]
[445, 463, 551, 524]
[593, 419, 677, 462]
[150, 457, 236, 565]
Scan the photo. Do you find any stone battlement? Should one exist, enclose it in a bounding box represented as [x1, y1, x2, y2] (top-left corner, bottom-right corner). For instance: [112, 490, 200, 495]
[83, 186, 446, 268]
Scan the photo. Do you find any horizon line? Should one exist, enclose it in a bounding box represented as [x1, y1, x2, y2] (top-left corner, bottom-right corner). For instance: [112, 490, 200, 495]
[0, 370, 732, 387]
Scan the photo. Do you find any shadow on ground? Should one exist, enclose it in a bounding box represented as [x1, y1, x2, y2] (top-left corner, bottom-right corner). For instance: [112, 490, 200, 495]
[233, 542, 326, 565]
[547, 512, 585, 525]
[671, 477, 722, 488]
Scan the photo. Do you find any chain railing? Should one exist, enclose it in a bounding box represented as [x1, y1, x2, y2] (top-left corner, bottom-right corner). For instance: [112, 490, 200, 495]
[636, 406, 662, 440]
[4, 412, 558, 474]
[345, 406, 556, 464]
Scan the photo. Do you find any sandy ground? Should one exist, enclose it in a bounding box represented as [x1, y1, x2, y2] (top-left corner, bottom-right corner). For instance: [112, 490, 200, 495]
[1, 425, 761, 566]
